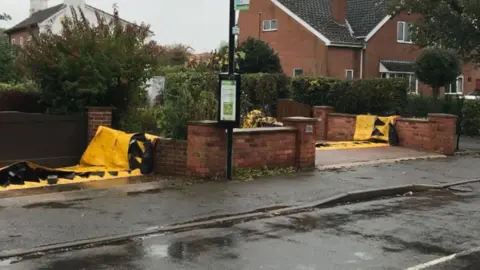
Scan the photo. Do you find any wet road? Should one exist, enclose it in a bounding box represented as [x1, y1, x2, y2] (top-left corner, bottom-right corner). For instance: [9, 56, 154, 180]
[1, 155, 479, 252]
[5, 182, 480, 270]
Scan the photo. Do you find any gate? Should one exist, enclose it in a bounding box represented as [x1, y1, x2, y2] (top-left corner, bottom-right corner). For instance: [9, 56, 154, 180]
[0, 112, 88, 168]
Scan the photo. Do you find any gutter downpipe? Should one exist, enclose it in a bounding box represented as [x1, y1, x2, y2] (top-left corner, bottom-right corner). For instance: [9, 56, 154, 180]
[360, 41, 366, 79]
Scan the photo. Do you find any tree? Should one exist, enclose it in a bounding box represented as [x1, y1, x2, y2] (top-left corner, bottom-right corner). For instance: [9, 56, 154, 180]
[414, 48, 461, 102]
[17, 7, 161, 118]
[158, 44, 193, 66]
[0, 39, 20, 83]
[388, 0, 480, 63]
[0, 13, 11, 21]
[237, 37, 282, 74]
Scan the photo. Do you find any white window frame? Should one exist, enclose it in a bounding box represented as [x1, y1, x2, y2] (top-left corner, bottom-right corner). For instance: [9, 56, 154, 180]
[293, 68, 304, 77]
[345, 69, 354, 81]
[397, 21, 412, 44]
[447, 75, 464, 95]
[19, 37, 24, 46]
[381, 72, 419, 94]
[10, 38, 15, 45]
[262, 19, 278, 32]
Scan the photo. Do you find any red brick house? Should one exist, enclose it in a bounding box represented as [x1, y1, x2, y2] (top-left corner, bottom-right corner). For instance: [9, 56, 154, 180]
[238, 0, 479, 96]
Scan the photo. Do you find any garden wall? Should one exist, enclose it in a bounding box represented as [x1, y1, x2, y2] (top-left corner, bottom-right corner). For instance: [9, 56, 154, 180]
[313, 106, 457, 155]
[184, 117, 317, 178]
[233, 127, 297, 169]
[153, 138, 188, 176]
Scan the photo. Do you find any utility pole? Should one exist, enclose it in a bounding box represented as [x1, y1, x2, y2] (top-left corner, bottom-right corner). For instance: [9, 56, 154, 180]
[225, 0, 235, 180]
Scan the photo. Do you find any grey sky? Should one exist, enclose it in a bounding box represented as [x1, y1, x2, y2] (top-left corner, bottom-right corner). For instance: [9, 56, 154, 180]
[0, 0, 230, 52]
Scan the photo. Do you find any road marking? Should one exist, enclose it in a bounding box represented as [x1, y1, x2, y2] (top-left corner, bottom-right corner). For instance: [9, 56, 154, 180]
[405, 246, 480, 270]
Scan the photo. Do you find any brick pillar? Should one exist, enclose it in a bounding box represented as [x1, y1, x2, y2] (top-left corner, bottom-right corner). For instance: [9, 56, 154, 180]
[87, 107, 113, 142]
[282, 117, 317, 169]
[428, 113, 457, 155]
[312, 106, 335, 141]
[187, 120, 226, 178]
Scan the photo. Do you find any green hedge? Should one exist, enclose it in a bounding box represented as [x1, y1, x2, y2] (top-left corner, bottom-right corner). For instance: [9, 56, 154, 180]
[159, 72, 290, 139]
[462, 100, 480, 136]
[291, 77, 408, 115]
[0, 83, 45, 113]
[405, 95, 480, 136]
[160, 72, 217, 139]
[241, 73, 290, 117]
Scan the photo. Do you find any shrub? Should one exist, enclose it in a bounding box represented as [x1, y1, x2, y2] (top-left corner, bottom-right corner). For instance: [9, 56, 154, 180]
[291, 76, 336, 106]
[160, 72, 217, 139]
[242, 109, 276, 128]
[291, 77, 408, 115]
[118, 106, 163, 135]
[241, 73, 290, 117]
[405, 95, 480, 137]
[0, 83, 45, 112]
[462, 100, 480, 136]
[237, 37, 283, 74]
[17, 8, 161, 119]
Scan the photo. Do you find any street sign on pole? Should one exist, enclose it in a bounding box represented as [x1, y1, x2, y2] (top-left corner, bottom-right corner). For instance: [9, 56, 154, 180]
[215, 0, 240, 181]
[235, 0, 250, 10]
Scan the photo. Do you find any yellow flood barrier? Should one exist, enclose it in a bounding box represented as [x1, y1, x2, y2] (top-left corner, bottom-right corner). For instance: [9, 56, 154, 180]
[353, 115, 398, 143]
[0, 126, 158, 190]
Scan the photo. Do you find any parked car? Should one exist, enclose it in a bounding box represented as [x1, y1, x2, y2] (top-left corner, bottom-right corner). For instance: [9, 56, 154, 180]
[464, 89, 480, 100]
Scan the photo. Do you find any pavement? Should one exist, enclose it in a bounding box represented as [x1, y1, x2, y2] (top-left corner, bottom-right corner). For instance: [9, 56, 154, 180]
[315, 146, 442, 168]
[459, 136, 480, 151]
[5, 181, 480, 269]
[0, 155, 479, 253]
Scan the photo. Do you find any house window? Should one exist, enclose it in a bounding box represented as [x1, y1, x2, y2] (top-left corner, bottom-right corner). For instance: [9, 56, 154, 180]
[19, 37, 24, 46]
[11, 38, 15, 45]
[345, 69, 354, 81]
[381, 72, 418, 94]
[293, 68, 303, 77]
[397, 21, 412, 43]
[262, 19, 278, 31]
[447, 75, 464, 94]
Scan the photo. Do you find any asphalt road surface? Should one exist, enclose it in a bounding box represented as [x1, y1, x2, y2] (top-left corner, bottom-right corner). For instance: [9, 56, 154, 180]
[4, 182, 480, 270]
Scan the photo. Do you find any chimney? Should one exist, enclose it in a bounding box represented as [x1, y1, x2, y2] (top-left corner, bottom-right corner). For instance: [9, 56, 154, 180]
[331, 0, 347, 24]
[30, 0, 48, 16]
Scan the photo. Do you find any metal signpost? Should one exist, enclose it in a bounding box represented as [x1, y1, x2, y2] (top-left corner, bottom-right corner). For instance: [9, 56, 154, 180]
[217, 0, 248, 180]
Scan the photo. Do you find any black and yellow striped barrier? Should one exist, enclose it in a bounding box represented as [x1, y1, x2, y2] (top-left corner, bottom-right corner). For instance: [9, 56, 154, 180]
[0, 126, 157, 191]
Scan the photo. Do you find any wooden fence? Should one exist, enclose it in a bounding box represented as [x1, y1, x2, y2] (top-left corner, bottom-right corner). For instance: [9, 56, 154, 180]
[276, 99, 312, 119]
[0, 112, 88, 167]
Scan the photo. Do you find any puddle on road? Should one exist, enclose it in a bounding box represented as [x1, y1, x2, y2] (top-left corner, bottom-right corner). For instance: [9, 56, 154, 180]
[169, 205, 289, 227]
[126, 188, 164, 197]
[0, 175, 162, 199]
[166, 234, 238, 261]
[22, 201, 79, 209]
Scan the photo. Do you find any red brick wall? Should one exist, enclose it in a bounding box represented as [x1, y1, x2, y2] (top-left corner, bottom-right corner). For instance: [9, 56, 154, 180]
[319, 111, 457, 155]
[153, 138, 187, 176]
[186, 119, 317, 178]
[283, 117, 317, 168]
[396, 118, 431, 151]
[238, 0, 328, 76]
[233, 128, 296, 169]
[327, 113, 356, 141]
[364, 13, 422, 79]
[87, 107, 113, 142]
[327, 47, 361, 79]
[8, 28, 37, 47]
[313, 106, 335, 140]
[187, 121, 227, 178]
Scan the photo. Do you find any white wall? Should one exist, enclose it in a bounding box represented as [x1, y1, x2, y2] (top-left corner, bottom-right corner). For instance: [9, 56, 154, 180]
[38, 5, 153, 42]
